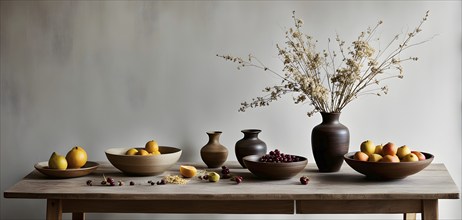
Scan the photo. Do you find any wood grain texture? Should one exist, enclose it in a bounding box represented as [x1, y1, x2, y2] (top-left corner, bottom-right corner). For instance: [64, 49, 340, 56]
[422, 199, 438, 220]
[46, 199, 62, 220]
[4, 162, 460, 201]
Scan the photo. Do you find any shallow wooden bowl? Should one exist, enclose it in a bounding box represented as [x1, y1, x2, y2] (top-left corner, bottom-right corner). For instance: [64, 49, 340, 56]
[105, 146, 182, 176]
[243, 155, 308, 180]
[344, 152, 434, 180]
[34, 161, 99, 178]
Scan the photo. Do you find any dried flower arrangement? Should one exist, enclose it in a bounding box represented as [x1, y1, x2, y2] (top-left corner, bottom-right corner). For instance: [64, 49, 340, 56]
[218, 11, 430, 116]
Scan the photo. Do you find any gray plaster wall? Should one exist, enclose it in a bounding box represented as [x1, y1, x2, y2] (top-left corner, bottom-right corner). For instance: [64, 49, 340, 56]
[1, 1, 461, 219]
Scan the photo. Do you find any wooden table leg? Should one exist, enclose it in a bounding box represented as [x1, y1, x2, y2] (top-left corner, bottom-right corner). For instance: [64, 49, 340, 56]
[404, 213, 416, 220]
[72, 212, 85, 220]
[46, 199, 62, 220]
[422, 199, 438, 220]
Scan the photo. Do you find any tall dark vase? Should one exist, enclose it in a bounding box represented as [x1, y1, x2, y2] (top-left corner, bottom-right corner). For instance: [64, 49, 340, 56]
[311, 112, 349, 172]
[235, 129, 267, 168]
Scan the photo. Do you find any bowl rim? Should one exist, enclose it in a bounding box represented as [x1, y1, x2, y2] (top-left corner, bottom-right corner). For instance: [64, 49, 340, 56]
[34, 161, 99, 178]
[105, 146, 182, 156]
[35, 161, 100, 171]
[242, 154, 308, 180]
[344, 151, 434, 163]
[243, 154, 308, 164]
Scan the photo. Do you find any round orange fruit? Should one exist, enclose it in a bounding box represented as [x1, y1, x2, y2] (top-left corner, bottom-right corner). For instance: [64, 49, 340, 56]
[151, 150, 161, 155]
[66, 146, 88, 168]
[145, 140, 159, 153]
[136, 149, 150, 156]
[353, 151, 369, 162]
[125, 148, 138, 155]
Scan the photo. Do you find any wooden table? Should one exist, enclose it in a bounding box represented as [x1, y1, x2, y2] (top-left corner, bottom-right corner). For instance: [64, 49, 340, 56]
[4, 162, 459, 220]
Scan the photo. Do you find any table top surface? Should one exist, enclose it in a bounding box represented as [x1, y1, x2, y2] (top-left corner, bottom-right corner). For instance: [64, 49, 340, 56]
[4, 162, 460, 201]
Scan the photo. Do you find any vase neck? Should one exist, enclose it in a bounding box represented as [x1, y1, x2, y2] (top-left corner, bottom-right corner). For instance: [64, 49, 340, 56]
[242, 129, 261, 139]
[320, 112, 341, 124]
[207, 131, 222, 144]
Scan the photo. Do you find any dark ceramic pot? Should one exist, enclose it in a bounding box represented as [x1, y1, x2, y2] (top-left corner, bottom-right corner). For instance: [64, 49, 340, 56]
[200, 131, 228, 168]
[311, 112, 349, 172]
[235, 129, 267, 168]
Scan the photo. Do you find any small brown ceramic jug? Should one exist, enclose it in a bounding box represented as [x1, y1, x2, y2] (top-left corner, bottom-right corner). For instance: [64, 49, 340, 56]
[200, 131, 228, 168]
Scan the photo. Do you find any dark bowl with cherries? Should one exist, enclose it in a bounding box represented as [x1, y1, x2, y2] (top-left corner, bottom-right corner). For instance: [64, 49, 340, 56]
[243, 149, 308, 180]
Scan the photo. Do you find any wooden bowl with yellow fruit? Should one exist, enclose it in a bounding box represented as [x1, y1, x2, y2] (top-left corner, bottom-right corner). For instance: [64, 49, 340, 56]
[344, 140, 434, 180]
[35, 146, 99, 178]
[105, 140, 182, 176]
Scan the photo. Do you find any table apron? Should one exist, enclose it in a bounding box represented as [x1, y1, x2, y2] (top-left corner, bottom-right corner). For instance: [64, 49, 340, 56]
[296, 199, 423, 214]
[61, 199, 294, 214]
[60, 199, 435, 215]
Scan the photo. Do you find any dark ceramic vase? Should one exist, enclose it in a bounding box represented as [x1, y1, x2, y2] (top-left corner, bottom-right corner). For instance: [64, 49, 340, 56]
[311, 112, 349, 172]
[235, 129, 267, 168]
[200, 131, 228, 168]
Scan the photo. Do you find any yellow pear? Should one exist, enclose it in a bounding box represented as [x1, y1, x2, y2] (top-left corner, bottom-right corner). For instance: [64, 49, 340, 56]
[374, 145, 383, 155]
[396, 145, 411, 159]
[368, 154, 383, 162]
[402, 153, 419, 162]
[360, 140, 375, 156]
[66, 146, 88, 168]
[48, 152, 68, 170]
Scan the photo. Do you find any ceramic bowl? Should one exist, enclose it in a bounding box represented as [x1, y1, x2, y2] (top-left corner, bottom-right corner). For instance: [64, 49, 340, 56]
[34, 161, 99, 178]
[343, 152, 434, 179]
[243, 155, 308, 180]
[105, 146, 182, 176]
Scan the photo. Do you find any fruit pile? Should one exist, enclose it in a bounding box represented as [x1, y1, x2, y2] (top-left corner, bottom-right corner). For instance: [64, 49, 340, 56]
[48, 146, 88, 170]
[221, 166, 231, 179]
[258, 149, 302, 163]
[354, 140, 426, 163]
[125, 140, 162, 156]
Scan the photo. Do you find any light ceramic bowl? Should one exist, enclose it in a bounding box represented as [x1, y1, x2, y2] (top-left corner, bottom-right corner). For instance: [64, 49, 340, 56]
[344, 152, 434, 180]
[243, 155, 308, 180]
[34, 161, 99, 178]
[105, 146, 182, 176]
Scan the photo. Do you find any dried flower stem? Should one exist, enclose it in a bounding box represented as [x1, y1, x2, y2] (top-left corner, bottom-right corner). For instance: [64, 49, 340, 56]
[218, 11, 431, 117]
